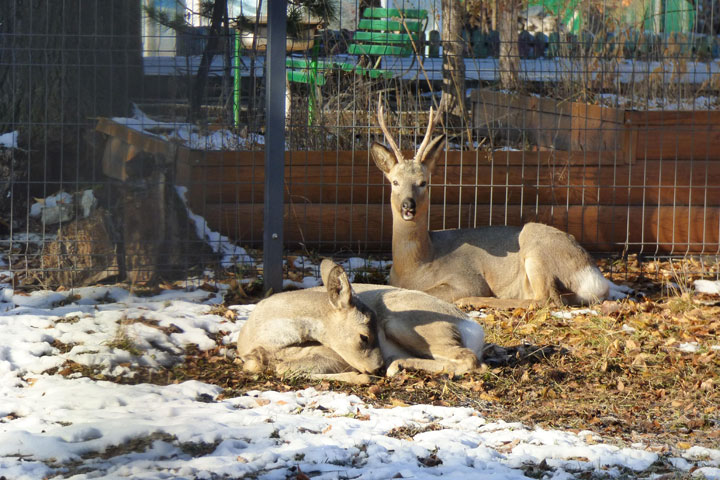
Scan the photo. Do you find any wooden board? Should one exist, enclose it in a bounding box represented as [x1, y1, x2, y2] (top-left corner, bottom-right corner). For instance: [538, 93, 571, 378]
[96, 118, 171, 155]
[98, 118, 176, 181]
[97, 118, 720, 254]
[571, 102, 626, 153]
[470, 90, 720, 162]
[471, 90, 626, 153]
[182, 150, 720, 207]
[199, 203, 720, 254]
[472, 90, 574, 151]
[627, 110, 720, 161]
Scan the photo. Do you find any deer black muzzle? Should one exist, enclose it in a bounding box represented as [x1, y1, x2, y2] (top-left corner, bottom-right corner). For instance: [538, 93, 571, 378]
[401, 198, 416, 220]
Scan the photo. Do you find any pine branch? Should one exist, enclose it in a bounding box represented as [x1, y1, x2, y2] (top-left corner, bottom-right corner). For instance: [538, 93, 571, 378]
[143, 5, 191, 33]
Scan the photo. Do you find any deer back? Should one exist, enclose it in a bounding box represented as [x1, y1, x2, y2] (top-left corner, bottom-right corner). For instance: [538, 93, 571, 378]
[350, 284, 485, 365]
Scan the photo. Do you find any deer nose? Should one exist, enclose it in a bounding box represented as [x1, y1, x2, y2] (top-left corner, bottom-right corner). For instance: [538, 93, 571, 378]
[400, 198, 416, 220]
[401, 198, 416, 212]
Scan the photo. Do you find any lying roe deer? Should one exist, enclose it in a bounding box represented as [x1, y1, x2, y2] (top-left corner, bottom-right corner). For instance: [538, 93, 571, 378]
[236, 260, 384, 384]
[350, 283, 484, 378]
[371, 98, 617, 306]
[237, 260, 485, 382]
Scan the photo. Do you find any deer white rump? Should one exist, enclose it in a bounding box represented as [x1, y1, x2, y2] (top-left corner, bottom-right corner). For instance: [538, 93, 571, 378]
[372, 96, 616, 306]
[236, 260, 485, 383]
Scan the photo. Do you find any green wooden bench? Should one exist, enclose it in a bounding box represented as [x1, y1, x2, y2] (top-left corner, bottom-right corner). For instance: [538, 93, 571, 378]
[284, 9, 428, 122]
[285, 54, 342, 124]
[286, 56, 331, 86]
[346, 7, 428, 79]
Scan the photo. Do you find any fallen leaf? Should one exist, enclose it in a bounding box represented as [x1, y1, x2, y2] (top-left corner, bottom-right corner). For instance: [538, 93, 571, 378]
[479, 392, 499, 402]
[417, 453, 443, 467]
[600, 301, 621, 315]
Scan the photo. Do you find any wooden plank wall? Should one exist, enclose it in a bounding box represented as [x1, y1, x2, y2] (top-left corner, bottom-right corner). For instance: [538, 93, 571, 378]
[177, 148, 720, 254]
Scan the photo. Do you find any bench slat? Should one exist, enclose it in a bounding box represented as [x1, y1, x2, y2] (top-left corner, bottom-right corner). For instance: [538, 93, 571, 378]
[357, 19, 423, 33]
[352, 31, 420, 44]
[362, 8, 428, 19]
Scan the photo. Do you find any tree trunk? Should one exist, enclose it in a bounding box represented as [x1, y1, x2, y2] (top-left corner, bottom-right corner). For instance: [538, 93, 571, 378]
[498, 0, 521, 90]
[189, 0, 228, 121]
[0, 0, 142, 189]
[440, 0, 469, 141]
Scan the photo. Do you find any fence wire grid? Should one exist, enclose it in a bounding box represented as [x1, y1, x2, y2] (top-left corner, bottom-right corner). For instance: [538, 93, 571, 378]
[1, 0, 719, 290]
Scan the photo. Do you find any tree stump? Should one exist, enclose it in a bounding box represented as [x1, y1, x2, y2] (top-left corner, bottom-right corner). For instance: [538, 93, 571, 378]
[120, 170, 214, 285]
[42, 208, 119, 286]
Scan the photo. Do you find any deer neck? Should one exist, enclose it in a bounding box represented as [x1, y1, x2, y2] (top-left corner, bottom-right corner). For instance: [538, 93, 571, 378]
[391, 212, 433, 275]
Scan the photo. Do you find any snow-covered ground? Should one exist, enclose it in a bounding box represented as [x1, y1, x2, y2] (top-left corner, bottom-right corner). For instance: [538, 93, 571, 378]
[111, 105, 266, 151]
[2, 275, 720, 480]
[143, 54, 720, 86]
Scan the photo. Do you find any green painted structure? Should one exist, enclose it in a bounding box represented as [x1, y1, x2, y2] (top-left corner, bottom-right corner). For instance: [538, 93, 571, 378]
[528, 0, 695, 34]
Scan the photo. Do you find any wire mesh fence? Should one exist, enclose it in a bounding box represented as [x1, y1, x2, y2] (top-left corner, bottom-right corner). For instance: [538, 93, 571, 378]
[1, 0, 719, 291]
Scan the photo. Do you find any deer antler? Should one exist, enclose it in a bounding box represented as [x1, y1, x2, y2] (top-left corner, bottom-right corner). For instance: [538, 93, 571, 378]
[377, 95, 404, 160]
[415, 105, 440, 161]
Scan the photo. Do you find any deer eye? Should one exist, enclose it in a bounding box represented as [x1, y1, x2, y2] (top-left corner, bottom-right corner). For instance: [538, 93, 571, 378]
[359, 334, 369, 345]
[419, 181, 427, 187]
[392, 180, 399, 186]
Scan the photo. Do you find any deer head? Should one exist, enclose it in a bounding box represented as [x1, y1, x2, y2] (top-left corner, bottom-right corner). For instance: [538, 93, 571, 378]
[319, 259, 383, 374]
[371, 96, 446, 222]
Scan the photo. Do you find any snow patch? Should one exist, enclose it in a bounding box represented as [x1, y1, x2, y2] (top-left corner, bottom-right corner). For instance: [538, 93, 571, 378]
[678, 342, 701, 353]
[552, 309, 598, 320]
[175, 186, 254, 268]
[0, 131, 18, 148]
[695, 279, 720, 295]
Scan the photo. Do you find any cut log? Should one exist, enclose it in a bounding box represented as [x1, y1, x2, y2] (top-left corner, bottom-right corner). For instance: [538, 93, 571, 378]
[120, 172, 216, 285]
[41, 208, 119, 286]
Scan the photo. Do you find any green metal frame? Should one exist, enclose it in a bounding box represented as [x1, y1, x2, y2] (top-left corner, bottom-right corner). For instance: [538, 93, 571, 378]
[233, 32, 241, 127]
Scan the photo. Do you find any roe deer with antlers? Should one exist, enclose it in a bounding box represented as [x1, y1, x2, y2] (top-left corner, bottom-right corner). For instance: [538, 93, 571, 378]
[371, 98, 614, 306]
[237, 260, 485, 382]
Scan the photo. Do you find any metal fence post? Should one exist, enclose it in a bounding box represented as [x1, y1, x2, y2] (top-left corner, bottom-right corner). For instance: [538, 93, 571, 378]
[263, 1, 287, 294]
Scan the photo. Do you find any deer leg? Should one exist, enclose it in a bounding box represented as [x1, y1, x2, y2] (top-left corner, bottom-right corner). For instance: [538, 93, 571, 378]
[273, 345, 368, 383]
[455, 296, 535, 310]
[386, 346, 479, 377]
[278, 347, 374, 383]
[239, 347, 271, 373]
[524, 257, 562, 305]
[422, 283, 463, 303]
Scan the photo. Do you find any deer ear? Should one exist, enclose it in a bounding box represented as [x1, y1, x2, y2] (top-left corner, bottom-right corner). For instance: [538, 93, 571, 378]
[419, 135, 445, 173]
[319, 258, 340, 286]
[371, 142, 398, 175]
[325, 264, 353, 309]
